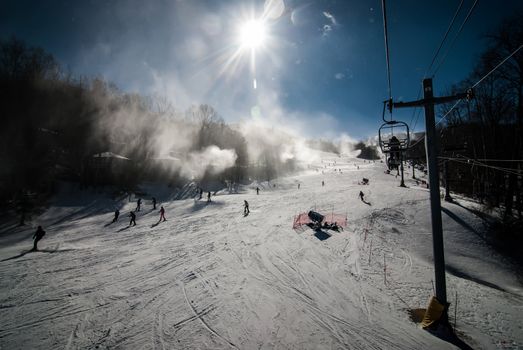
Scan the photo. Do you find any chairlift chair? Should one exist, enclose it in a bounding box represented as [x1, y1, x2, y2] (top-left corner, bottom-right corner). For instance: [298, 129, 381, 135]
[379, 121, 410, 170]
[378, 120, 410, 154]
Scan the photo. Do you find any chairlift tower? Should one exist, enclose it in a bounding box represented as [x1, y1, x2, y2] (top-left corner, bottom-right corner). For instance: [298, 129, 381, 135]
[390, 78, 471, 309]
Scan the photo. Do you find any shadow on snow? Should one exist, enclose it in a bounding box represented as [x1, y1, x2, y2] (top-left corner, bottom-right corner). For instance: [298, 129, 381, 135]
[1, 248, 75, 262]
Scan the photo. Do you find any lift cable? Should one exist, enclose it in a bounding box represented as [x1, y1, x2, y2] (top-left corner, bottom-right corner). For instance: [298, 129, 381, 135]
[425, 0, 465, 78]
[381, 0, 393, 119]
[408, 0, 464, 133]
[439, 156, 522, 176]
[411, 106, 423, 132]
[470, 43, 523, 89]
[432, 0, 479, 77]
[408, 86, 422, 132]
[434, 43, 523, 127]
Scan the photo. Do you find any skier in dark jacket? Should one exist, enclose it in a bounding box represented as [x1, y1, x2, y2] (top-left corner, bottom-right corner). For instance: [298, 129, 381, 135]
[159, 206, 166, 222]
[112, 209, 120, 223]
[136, 198, 142, 211]
[129, 211, 136, 226]
[359, 191, 365, 201]
[207, 191, 211, 203]
[256, 187, 260, 195]
[152, 197, 157, 210]
[32, 226, 46, 251]
[244, 200, 250, 215]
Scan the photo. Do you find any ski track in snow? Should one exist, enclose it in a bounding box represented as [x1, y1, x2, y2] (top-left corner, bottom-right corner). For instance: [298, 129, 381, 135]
[1, 154, 522, 349]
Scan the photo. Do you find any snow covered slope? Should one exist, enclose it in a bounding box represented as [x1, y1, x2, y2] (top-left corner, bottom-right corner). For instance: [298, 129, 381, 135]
[1, 154, 521, 349]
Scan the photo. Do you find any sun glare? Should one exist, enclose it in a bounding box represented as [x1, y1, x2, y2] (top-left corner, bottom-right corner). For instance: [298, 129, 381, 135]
[239, 19, 267, 49]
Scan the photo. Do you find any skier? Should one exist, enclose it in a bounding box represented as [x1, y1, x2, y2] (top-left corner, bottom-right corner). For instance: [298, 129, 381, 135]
[112, 209, 120, 223]
[199, 188, 203, 200]
[207, 191, 211, 203]
[129, 211, 136, 226]
[244, 200, 250, 215]
[322, 180, 325, 187]
[298, 183, 301, 189]
[136, 198, 142, 211]
[256, 187, 260, 195]
[389, 136, 400, 162]
[359, 191, 365, 202]
[152, 197, 157, 210]
[159, 206, 166, 222]
[32, 225, 46, 251]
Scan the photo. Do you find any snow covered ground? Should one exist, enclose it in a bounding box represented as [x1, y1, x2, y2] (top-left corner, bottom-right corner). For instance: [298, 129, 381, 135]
[1, 153, 522, 349]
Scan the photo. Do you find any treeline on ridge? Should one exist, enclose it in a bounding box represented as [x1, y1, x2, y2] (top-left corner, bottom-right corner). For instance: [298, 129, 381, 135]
[0, 37, 302, 214]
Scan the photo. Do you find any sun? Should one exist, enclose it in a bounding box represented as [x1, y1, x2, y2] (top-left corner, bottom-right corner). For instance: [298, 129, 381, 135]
[239, 19, 267, 49]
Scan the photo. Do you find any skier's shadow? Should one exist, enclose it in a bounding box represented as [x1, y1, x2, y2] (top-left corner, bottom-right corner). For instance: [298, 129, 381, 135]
[191, 200, 225, 212]
[151, 220, 165, 228]
[117, 226, 132, 232]
[1, 250, 32, 261]
[362, 200, 372, 206]
[1, 248, 74, 262]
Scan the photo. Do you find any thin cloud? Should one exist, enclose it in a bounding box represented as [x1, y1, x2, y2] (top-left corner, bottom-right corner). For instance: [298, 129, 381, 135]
[322, 11, 337, 36]
[335, 73, 345, 80]
[323, 11, 337, 25]
[322, 24, 332, 36]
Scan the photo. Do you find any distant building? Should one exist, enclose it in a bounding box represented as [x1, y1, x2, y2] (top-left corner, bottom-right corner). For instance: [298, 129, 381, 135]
[83, 152, 131, 186]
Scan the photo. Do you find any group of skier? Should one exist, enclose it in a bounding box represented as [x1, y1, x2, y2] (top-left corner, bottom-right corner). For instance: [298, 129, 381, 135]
[114, 198, 167, 227]
[29, 162, 374, 251]
[197, 188, 212, 202]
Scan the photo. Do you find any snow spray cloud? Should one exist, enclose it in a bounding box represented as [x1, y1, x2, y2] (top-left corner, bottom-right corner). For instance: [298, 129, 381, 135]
[83, 82, 238, 181]
[238, 110, 322, 168]
[337, 133, 357, 155]
[181, 145, 237, 179]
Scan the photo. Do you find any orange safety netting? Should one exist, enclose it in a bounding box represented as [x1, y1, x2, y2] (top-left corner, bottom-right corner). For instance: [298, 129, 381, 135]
[292, 212, 347, 230]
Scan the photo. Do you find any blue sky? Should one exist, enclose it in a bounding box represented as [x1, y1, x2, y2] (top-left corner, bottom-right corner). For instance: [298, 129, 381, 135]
[1, 0, 522, 139]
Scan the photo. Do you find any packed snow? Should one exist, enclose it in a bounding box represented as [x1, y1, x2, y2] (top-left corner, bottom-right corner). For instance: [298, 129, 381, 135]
[1, 153, 522, 349]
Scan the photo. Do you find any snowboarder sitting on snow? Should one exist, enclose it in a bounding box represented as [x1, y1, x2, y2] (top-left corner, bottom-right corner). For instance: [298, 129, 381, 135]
[159, 206, 166, 222]
[32, 226, 46, 251]
[244, 200, 250, 215]
[129, 211, 136, 226]
[112, 209, 120, 223]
